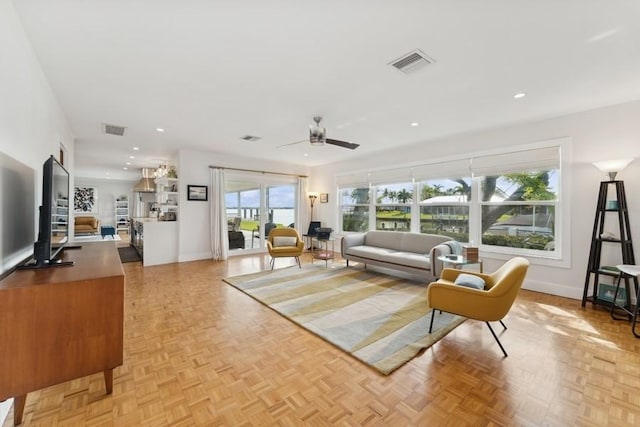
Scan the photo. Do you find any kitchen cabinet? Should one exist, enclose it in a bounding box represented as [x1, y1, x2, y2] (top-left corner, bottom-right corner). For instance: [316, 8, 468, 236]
[130, 218, 178, 266]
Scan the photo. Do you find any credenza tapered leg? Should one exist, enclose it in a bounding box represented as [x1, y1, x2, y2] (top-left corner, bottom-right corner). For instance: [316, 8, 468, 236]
[13, 394, 26, 426]
[103, 369, 113, 394]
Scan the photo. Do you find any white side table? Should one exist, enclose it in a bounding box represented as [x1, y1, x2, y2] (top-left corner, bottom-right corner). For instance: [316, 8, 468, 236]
[437, 255, 483, 273]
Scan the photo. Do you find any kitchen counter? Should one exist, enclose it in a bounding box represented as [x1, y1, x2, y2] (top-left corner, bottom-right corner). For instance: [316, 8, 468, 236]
[131, 218, 178, 266]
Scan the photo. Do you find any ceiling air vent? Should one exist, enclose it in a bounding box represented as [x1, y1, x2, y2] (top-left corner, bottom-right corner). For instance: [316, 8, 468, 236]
[240, 135, 261, 142]
[389, 49, 435, 74]
[103, 123, 127, 136]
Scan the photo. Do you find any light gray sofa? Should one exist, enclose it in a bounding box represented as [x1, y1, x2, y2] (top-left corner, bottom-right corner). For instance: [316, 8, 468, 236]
[341, 231, 457, 279]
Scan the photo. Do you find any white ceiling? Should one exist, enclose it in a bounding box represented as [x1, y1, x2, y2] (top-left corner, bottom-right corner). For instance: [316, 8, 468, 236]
[13, 0, 640, 181]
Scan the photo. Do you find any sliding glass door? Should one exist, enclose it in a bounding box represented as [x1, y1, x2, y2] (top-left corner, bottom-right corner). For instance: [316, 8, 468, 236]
[225, 175, 298, 254]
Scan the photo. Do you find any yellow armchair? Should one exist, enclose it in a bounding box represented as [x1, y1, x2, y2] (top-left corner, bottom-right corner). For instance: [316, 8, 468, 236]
[427, 256, 529, 357]
[266, 227, 304, 270]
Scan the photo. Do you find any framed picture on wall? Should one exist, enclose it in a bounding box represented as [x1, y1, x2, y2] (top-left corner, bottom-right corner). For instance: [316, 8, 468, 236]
[320, 193, 329, 203]
[74, 186, 98, 213]
[187, 185, 208, 201]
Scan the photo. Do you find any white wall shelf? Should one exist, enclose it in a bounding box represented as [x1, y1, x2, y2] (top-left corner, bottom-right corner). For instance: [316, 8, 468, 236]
[115, 198, 129, 232]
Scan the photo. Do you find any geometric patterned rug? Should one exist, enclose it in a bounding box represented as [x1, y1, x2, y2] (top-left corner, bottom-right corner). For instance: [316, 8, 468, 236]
[223, 264, 465, 375]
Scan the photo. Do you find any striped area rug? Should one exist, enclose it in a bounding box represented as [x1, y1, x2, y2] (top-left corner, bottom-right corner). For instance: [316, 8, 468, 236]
[223, 264, 465, 375]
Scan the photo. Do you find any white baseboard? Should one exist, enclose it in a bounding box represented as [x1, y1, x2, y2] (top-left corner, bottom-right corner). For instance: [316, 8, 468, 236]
[178, 251, 213, 263]
[522, 278, 581, 300]
[0, 399, 11, 425]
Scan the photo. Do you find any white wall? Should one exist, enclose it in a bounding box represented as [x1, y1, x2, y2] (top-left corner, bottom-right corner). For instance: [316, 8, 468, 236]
[177, 149, 310, 262]
[0, 0, 75, 422]
[310, 100, 640, 299]
[73, 178, 135, 227]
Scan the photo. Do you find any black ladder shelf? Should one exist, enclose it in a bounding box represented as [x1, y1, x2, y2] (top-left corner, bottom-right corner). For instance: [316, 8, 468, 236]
[582, 180, 639, 320]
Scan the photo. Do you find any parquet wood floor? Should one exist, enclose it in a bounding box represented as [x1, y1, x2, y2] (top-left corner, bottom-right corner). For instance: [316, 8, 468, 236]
[4, 253, 640, 426]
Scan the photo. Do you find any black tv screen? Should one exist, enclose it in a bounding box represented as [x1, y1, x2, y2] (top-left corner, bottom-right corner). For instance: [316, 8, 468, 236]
[28, 155, 70, 266]
[48, 156, 69, 259]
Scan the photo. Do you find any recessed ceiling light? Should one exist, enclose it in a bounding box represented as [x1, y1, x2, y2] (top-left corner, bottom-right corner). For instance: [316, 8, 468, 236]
[126, 162, 131, 165]
[133, 147, 140, 151]
[304, 153, 309, 157]
[129, 155, 135, 159]
[123, 167, 128, 170]
[513, 92, 526, 99]
[156, 128, 164, 132]
[410, 122, 419, 127]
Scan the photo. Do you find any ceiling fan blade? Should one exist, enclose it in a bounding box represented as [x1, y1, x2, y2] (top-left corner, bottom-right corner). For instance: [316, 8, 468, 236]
[325, 138, 360, 150]
[277, 139, 307, 148]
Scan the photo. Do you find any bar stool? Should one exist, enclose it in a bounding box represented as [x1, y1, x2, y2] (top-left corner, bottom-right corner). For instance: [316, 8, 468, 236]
[611, 264, 640, 338]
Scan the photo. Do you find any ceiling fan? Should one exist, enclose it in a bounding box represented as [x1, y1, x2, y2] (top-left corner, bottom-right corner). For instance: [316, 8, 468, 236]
[278, 116, 360, 150]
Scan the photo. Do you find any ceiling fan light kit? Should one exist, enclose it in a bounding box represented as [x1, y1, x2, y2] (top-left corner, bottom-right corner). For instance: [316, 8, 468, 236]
[277, 116, 360, 150]
[309, 116, 326, 146]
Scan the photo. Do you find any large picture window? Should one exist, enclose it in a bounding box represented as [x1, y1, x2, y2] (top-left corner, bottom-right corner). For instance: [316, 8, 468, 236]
[375, 183, 412, 231]
[340, 187, 370, 232]
[337, 142, 565, 260]
[419, 178, 471, 242]
[480, 171, 557, 251]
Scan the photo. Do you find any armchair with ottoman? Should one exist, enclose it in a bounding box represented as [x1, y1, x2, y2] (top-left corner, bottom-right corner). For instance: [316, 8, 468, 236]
[74, 216, 99, 235]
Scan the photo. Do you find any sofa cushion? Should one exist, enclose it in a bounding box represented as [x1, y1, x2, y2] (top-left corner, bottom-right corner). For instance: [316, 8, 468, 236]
[385, 252, 430, 270]
[346, 245, 397, 261]
[401, 233, 449, 254]
[363, 231, 406, 251]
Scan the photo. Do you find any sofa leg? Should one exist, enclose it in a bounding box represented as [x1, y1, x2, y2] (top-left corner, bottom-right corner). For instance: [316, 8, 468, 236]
[428, 309, 435, 333]
[346, 259, 349, 267]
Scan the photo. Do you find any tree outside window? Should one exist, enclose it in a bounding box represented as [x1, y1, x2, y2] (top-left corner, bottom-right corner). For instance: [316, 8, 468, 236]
[341, 187, 369, 232]
[481, 171, 557, 251]
[375, 183, 412, 231]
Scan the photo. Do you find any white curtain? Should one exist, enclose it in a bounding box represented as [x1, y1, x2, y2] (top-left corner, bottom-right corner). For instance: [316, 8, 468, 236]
[210, 168, 229, 260]
[296, 176, 309, 236]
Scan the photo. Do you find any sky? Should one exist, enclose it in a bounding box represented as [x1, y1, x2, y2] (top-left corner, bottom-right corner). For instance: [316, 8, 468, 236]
[226, 185, 295, 208]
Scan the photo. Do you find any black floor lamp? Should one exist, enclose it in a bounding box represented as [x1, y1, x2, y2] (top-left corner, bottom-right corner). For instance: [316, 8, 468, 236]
[308, 192, 318, 221]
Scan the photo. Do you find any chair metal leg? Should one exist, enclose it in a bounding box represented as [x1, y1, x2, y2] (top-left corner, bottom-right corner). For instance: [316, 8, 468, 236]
[429, 309, 435, 333]
[486, 322, 508, 357]
[499, 320, 507, 330]
[270, 258, 275, 270]
[296, 257, 301, 269]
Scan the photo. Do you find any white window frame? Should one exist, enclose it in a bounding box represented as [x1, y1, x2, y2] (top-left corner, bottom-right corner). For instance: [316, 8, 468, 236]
[336, 138, 571, 267]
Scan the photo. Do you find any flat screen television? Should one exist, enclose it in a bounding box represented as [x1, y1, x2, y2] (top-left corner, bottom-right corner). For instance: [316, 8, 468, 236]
[22, 155, 72, 268]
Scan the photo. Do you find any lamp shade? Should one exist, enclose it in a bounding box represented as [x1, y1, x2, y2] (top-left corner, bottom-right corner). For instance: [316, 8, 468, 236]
[592, 158, 634, 180]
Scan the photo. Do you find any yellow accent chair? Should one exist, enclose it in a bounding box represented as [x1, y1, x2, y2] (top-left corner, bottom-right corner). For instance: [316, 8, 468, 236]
[266, 227, 304, 270]
[427, 256, 530, 357]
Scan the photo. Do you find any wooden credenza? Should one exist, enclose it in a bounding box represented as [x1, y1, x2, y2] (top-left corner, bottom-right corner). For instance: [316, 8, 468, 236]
[0, 242, 124, 425]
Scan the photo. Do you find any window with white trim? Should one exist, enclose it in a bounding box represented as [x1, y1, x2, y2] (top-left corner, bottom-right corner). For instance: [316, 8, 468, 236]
[340, 186, 370, 232]
[337, 141, 565, 260]
[419, 177, 471, 242]
[374, 182, 412, 231]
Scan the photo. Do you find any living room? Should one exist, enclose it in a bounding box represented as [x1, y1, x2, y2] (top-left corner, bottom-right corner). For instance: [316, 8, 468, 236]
[2, 1, 640, 425]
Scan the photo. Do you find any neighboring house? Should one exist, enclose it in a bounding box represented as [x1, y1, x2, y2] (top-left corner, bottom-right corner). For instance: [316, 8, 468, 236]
[485, 213, 554, 237]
